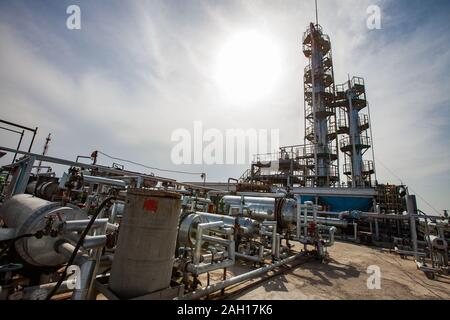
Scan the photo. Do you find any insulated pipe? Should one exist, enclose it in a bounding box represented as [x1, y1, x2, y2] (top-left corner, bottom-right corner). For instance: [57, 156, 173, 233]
[375, 219, 379, 240]
[262, 221, 277, 256]
[296, 199, 302, 239]
[82, 175, 126, 187]
[62, 219, 109, 232]
[303, 203, 308, 238]
[235, 252, 262, 262]
[259, 245, 264, 260]
[320, 226, 336, 247]
[63, 233, 107, 250]
[23, 281, 73, 299]
[178, 252, 304, 300]
[187, 234, 235, 275]
[194, 221, 224, 265]
[55, 242, 97, 300]
[406, 195, 419, 261]
[197, 212, 259, 237]
[275, 234, 281, 259]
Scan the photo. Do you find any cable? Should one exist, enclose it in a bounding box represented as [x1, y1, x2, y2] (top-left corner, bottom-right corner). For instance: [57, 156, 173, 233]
[96, 151, 205, 176]
[45, 196, 116, 300]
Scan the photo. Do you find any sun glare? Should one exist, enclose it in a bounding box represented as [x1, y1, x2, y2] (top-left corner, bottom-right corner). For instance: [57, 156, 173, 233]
[215, 30, 281, 103]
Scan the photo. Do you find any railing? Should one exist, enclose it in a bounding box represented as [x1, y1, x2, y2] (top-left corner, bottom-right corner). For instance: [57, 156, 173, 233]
[340, 136, 372, 150]
[351, 76, 365, 87]
[315, 164, 339, 179]
[337, 108, 348, 128]
[343, 160, 374, 175]
[335, 83, 349, 94]
[252, 152, 280, 163]
[305, 125, 314, 138]
[327, 120, 337, 135]
[316, 144, 338, 156]
[358, 114, 369, 129]
[302, 24, 324, 43]
[296, 145, 315, 158]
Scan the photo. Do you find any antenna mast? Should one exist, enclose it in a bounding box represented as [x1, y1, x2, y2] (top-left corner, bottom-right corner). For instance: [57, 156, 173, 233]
[36, 133, 51, 174]
[315, 0, 319, 25]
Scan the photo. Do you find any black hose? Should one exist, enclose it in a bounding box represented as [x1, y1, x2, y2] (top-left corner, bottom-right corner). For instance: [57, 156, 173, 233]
[45, 196, 116, 300]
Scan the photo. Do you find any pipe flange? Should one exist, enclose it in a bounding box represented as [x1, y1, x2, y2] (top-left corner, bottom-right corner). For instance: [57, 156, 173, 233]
[178, 213, 202, 247]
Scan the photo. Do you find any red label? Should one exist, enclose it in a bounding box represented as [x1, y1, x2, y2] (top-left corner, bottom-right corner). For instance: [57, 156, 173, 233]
[143, 199, 158, 212]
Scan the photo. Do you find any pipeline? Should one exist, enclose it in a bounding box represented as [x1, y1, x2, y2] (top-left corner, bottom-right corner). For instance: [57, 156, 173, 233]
[178, 252, 304, 300]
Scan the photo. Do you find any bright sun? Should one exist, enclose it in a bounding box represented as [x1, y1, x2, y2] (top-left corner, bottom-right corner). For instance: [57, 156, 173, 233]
[215, 31, 281, 103]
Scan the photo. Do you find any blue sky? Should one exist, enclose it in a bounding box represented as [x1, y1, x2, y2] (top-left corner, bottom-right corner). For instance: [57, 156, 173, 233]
[0, 0, 449, 215]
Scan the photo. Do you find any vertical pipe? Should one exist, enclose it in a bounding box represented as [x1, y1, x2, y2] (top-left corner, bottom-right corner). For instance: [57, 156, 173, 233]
[275, 234, 281, 259]
[296, 197, 301, 239]
[27, 127, 38, 153]
[367, 102, 377, 184]
[12, 130, 24, 164]
[315, 0, 319, 26]
[220, 268, 227, 296]
[303, 204, 308, 239]
[407, 195, 418, 261]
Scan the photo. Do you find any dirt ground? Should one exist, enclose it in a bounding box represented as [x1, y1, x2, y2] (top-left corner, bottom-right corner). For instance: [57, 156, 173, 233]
[217, 241, 450, 300]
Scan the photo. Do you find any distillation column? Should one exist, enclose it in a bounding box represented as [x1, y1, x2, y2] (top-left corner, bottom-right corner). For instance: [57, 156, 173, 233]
[335, 77, 375, 187]
[302, 23, 339, 187]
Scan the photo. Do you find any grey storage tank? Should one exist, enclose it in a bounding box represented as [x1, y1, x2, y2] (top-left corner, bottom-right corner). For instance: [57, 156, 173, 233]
[0, 194, 87, 266]
[109, 189, 181, 299]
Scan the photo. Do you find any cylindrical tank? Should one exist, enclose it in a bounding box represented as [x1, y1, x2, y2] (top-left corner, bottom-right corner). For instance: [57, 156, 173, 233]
[0, 194, 87, 266]
[178, 212, 259, 247]
[219, 196, 276, 220]
[109, 189, 181, 299]
[26, 181, 60, 200]
[219, 195, 298, 228]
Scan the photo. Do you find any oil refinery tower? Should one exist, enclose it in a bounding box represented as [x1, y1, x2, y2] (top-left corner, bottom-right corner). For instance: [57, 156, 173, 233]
[243, 19, 376, 191]
[302, 23, 339, 187]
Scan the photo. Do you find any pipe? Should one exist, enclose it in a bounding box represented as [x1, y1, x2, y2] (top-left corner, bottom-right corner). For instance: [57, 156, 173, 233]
[262, 221, 277, 256]
[55, 241, 98, 300]
[62, 219, 109, 232]
[193, 221, 224, 265]
[235, 252, 262, 262]
[259, 245, 264, 260]
[296, 198, 302, 239]
[202, 234, 230, 246]
[83, 175, 126, 187]
[321, 226, 336, 247]
[71, 259, 96, 300]
[303, 203, 308, 239]
[275, 234, 281, 259]
[188, 231, 235, 275]
[375, 218, 379, 240]
[22, 281, 73, 299]
[406, 195, 419, 261]
[178, 252, 304, 300]
[63, 233, 107, 250]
